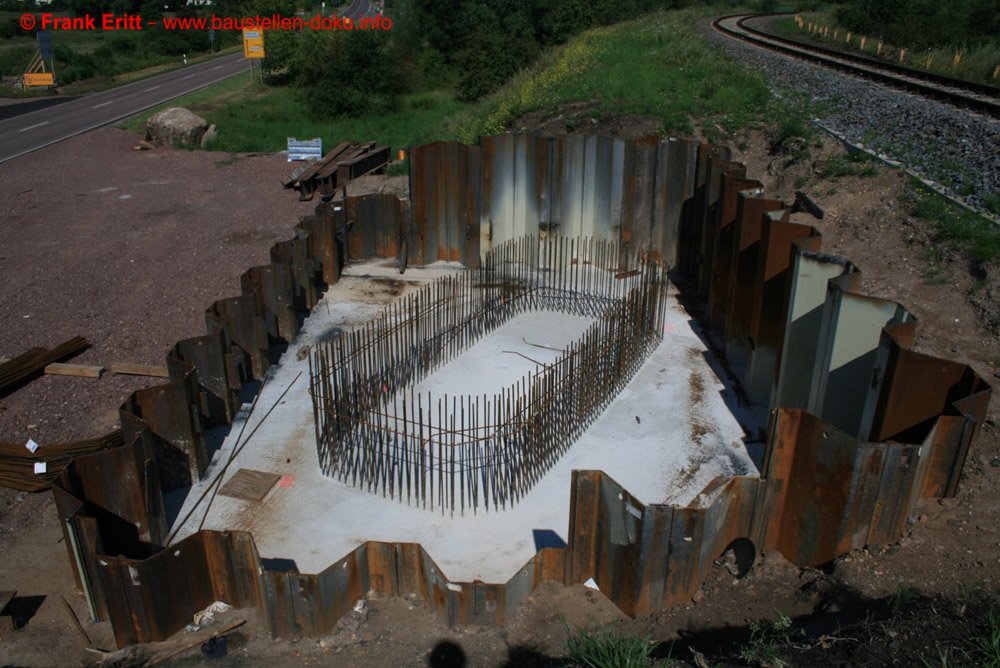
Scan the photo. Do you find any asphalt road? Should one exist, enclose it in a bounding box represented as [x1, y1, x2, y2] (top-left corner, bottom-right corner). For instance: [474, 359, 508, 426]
[340, 0, 378, 21]
[0, 51, 249, 165]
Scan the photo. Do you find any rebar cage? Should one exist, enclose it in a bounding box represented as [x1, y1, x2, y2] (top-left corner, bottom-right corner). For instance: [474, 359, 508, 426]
[309, 235, 670, 514]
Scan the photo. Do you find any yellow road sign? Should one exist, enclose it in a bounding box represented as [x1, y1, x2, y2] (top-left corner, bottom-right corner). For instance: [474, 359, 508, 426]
[23, 72, 55, 87]
[243, 29, 265, 59]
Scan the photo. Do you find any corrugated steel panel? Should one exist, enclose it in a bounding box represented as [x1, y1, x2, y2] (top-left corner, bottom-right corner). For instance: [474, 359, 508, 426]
[41, 132, 993, 649]
[652, 137, 698, 265]
[745, 217, 819, 405]
[206, 295, 270, 380]
[171, 332, 237, 427]
[695, 158, 744, 302]
[723, 194, 788, 376]
[707, 172, 762, 331]
[241, 264, 299, 342]
[772, 246, 850, 410]
[123, 370, 206, 490]
[812, 275, 912, 438]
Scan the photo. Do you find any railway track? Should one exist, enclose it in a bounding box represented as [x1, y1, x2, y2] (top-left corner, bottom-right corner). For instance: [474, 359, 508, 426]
[713, 13, 1000, 119]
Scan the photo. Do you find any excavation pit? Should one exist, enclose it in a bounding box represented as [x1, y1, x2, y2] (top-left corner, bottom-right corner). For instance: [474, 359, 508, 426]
[170, 238, 759, 583]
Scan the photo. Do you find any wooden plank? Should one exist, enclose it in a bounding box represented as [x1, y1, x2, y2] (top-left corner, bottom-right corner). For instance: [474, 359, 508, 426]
[147, 618, 246, 666]
[44, 363, 103, 378]
[110, 363, 170, 378]
[218, 469, 282, 502]
[0, 359, 103, 378]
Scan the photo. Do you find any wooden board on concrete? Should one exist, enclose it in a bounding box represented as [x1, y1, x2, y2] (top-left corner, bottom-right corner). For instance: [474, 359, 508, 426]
[218, 469, 282, 502]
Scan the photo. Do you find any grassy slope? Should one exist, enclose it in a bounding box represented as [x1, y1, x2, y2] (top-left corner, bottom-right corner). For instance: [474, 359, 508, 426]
[772, 12, 1000, 88]
[123, 8, 778, 155]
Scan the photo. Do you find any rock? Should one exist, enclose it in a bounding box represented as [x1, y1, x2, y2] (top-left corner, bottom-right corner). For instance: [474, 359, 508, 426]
[145, 107, 209, 148]
[991, 458, 1000, 468]
[692, 588, 705, 603]
[201, 124, 219, 148]
[951, 345, 960, 353]
[335, 608, 367, 635]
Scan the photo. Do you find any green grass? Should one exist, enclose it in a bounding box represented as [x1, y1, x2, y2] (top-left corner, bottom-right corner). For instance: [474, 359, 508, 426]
[824, 152, 879, 178]
[120, 78, 464, 154]
[739, 611, 800, 668]
[969, 606, 1000, 667]
[772, 12, 1000, 88]
[888, 585, 919, 614]
[117, 6, 789, 157]
[452, 8, 777, 143]
[562, 620, 658, 668]
[919, 597, 1000, 668]
[910, 179, 1000, 263]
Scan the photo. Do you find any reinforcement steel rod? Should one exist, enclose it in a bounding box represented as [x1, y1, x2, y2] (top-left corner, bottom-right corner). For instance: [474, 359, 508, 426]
[309, 235, 669, 513]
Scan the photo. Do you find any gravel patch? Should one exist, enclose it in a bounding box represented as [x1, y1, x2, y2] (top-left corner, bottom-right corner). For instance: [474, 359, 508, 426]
[704, 21, 1000, 214]
[0, 128, 319, 445]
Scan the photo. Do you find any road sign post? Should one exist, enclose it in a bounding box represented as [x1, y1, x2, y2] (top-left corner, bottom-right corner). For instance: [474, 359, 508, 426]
[242, 28, 265, 83]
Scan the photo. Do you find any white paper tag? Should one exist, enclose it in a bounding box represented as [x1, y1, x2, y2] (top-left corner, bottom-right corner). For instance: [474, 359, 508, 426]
[25, 439, 39, 453]
[34, 461, 47, 474]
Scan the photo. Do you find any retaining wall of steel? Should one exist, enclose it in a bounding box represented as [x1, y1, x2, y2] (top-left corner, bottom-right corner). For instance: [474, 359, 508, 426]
[51, 133, 990, 648]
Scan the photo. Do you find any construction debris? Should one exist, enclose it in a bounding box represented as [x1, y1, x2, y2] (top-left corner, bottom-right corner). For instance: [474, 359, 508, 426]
[285, 140, 391, 201]
[0, 337, 89, 396]
[0, 430, 123, 492]
[110, 363, 170, 378]
[0, 359, 103, 378]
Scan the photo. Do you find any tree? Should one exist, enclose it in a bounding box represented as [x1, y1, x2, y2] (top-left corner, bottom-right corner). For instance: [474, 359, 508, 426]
[294, 30, 408, 119]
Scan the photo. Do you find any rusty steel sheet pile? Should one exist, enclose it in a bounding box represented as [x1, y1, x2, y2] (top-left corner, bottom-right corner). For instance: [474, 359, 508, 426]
[27, 132, 988, 647]
[288, 140, 392, 202]
[310, 235, 669, 514]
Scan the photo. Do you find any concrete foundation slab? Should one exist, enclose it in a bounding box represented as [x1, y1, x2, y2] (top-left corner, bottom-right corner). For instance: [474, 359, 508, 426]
[170, 259, 758, 582]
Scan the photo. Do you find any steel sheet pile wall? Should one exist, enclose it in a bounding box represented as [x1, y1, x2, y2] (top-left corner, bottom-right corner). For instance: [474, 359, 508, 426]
[311, 235, 668, 514]
[48, 133, 990, 648]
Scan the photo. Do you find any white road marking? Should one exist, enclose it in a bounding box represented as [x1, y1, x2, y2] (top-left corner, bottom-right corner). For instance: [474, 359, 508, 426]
[144, 85, 160, 92]
[19, 121, 49, 132]
[93, 101, 113, 109]
[183, 74, 196, 80]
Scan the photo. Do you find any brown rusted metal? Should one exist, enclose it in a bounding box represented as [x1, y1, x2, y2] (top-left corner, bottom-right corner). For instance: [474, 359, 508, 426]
[0, 430, 123, 492]
[291, 141, 391, 202]
[32, 132, 990, 649]
[0, 336, 89, 396]
[311, 236, 668, 514]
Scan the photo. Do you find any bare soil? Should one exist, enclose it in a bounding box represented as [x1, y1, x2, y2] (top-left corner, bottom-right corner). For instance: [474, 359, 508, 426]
[0, 116, 997, 668]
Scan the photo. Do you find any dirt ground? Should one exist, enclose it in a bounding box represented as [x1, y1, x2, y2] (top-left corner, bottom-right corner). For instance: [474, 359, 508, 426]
[0, 111, 998, 667]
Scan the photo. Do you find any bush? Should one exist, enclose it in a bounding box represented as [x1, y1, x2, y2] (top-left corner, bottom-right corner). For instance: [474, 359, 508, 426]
[456, 29, 540, 102]
[294, 30, 407, 119]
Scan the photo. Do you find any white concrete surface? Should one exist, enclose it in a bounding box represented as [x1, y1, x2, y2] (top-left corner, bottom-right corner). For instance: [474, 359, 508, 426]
[170, 259, 760, 583]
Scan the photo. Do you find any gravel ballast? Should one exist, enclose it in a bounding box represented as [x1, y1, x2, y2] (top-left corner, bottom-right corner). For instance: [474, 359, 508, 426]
[705, 21, 1000, 215]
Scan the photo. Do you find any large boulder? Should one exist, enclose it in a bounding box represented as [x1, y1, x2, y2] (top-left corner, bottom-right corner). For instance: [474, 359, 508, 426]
[145, 107, 209, 148]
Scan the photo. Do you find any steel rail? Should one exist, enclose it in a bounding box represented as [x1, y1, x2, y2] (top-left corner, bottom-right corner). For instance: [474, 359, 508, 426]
[712, 13, 1000, 119]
